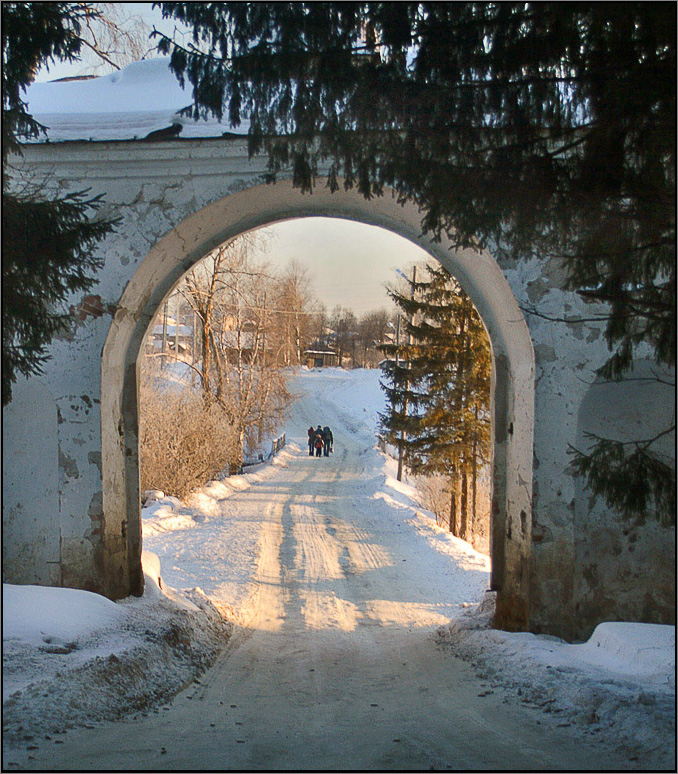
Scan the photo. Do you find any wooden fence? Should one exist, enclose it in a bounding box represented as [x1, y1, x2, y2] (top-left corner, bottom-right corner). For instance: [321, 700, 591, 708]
[240, 432, 286, 472]
[270, 433, 286, 458]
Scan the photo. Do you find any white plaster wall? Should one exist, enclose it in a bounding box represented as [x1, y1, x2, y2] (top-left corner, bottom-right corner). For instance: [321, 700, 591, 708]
[502, 256, 616, 633]
[573, 359, 676, 636]
[6, 139, 270, 594]
[2, 378, 60, 585]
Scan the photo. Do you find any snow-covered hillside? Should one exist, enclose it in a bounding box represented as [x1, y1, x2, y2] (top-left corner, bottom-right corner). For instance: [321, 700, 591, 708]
[3, 368, 675, 770]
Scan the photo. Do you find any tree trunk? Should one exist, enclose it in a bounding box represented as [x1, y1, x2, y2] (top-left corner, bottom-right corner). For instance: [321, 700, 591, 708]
[448, 471, 457, 535]
[295, 315, 301, 364]
[460, 468, 468, 541]
[161, 301, 168, 369]
[201, 317, 211, 403]
[230, 426, 245, 474]
[210, 329, 224, 402]
[471, 436, 478, 545]
[192, 311, 197, 369]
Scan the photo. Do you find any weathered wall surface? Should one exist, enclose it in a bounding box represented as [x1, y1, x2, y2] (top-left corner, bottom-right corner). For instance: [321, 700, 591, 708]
[573, 360, 675, 637]
[2, 380, 60, 585]
[3, 137, 674, 640]
[4, 139, 270, 597]
[509, 257, 676, 638]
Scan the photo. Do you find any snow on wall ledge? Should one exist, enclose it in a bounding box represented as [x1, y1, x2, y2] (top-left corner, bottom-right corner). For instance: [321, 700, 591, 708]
[24, 57, 249, 143]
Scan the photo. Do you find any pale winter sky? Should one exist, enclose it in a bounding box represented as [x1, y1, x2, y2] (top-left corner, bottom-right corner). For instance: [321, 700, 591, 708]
[255, 218, 430, 316]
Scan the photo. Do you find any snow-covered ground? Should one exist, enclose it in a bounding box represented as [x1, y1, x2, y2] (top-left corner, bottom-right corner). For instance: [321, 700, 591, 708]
[3, 368, 675, 770]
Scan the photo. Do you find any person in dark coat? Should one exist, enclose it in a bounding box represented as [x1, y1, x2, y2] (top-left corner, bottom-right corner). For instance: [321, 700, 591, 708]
[314, 425, 324, 457]
[307, 425, 316, 456]
[323, 426, 333, 456]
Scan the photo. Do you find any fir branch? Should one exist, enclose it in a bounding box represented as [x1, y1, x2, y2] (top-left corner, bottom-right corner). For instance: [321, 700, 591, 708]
[567, 429, 676, 525]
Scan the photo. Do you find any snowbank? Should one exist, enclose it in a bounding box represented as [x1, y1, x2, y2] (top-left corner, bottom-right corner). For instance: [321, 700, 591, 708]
[2, 584, 126, 653]
[2, 576, 230, 743]
[568, 622, 675, 684]
[439, 598, 675, 769]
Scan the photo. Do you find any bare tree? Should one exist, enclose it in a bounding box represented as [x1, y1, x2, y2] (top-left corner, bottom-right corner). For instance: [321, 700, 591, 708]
[270, 259, 316, 366]
[356, 309, 390, 368]
[180, 246, 225, 402]
[177, 234, 290, 471]
[308, 303, 330, 350]
[329, 306, 358, 368]
[80, 3, 157, 71]
[43, 3, 158, 77]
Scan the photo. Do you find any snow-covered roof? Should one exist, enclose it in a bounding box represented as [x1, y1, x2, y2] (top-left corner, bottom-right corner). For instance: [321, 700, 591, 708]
[23, 57, 249, 143]
[152, 323, 192, 338]
[220, 330, 255, 349]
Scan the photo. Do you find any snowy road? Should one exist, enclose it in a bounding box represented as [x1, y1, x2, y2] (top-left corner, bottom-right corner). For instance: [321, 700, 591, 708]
[15, 370, 639, 770]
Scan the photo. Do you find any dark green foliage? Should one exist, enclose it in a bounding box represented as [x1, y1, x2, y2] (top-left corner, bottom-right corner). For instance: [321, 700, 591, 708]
[156, 2, 675, 523]
[2, 2, 118, 405]
[2, 3, 87, 158]
[155, 2, 675, 371]
[568, 431, 676, 526]
[2, 188, 117, 405]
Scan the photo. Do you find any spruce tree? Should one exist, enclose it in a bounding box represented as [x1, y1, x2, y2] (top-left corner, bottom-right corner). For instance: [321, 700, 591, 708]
[380, 264, 491, 535]
[155, 2, 675, 524]
[2, 3, 118, 405]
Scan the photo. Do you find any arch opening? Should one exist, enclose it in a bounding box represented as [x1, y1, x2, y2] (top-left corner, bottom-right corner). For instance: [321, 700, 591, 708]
[101, 180, 535, 630]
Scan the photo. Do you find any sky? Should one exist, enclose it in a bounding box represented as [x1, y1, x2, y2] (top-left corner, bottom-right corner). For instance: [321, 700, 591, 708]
[29, 3, 433, 318]
[255, 218, 429, 316]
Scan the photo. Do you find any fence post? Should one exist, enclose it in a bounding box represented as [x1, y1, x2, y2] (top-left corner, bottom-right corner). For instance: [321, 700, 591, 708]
[269, 433, 286, 459]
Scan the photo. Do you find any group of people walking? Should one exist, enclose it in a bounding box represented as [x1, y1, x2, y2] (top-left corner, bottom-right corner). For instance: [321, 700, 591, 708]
[308, 425, 334, 457]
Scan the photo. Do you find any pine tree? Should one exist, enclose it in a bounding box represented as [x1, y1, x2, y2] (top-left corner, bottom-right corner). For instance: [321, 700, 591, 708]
[156, 2, 675, 523]
[380, 264, 491, 535]
[2, 186, 118, 405]
[2, 2, 119, 405]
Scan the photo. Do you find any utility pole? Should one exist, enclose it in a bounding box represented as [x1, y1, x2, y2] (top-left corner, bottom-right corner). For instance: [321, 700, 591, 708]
[174, 300, 180, 361]
[161, 300, 168, 369]
[396, 265, 416, 482]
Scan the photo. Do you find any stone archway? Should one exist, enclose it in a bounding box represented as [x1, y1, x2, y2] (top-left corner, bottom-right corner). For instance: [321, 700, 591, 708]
[101, 179, 535, 631]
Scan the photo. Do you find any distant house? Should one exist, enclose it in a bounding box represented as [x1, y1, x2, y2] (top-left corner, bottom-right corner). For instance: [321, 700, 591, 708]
[219, 325, 257, 363]
[303, 344, 338, 368]
[147, 318, 193, 361]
